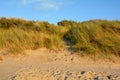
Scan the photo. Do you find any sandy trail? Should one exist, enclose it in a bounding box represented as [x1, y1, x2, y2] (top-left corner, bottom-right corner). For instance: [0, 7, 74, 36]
[0, 48, 120, 80]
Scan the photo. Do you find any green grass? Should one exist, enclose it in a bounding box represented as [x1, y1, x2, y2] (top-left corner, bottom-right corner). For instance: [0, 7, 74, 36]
[0, 17, 120, 57]
[64, 20, 120, 57]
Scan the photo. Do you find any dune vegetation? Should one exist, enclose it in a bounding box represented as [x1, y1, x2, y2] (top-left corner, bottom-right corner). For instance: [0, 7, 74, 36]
[0, 17, 66, 54]
[61, 20, 120, 57]
[0, 17, 120, 57]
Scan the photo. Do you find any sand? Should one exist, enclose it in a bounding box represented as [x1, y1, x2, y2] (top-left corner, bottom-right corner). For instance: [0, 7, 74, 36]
[0, 48, 120, 80]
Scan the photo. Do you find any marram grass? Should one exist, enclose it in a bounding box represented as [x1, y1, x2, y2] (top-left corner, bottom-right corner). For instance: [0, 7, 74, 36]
[0, 18, 120, 57]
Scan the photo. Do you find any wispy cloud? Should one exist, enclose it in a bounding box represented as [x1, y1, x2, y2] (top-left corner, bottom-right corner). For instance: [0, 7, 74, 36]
[39, 3, 58, 10]
[21, 0, 63, 10]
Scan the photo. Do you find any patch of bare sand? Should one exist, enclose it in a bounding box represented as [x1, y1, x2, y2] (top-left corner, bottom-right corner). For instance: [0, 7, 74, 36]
[0, 48, 120, 80]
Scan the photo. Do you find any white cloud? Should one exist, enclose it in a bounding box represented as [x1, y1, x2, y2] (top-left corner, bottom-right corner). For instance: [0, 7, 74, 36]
[40, 3, 58, 10]
[22, 0, 40, 5]
[21, 0, 62, 10]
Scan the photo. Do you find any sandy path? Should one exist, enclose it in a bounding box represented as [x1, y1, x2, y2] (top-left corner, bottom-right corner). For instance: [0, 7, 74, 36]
[0, 48, 120, 80]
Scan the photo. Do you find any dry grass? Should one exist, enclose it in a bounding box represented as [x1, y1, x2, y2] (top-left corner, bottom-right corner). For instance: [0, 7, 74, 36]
[0, 18, 65, 54]
[0, 18, 120, 57]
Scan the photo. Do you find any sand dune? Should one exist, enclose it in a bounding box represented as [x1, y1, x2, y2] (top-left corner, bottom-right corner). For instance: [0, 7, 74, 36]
[0, 48, 120, 80]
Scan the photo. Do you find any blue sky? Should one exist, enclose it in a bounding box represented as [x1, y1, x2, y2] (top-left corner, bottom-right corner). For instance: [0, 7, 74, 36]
[0, 0, 120, 24]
